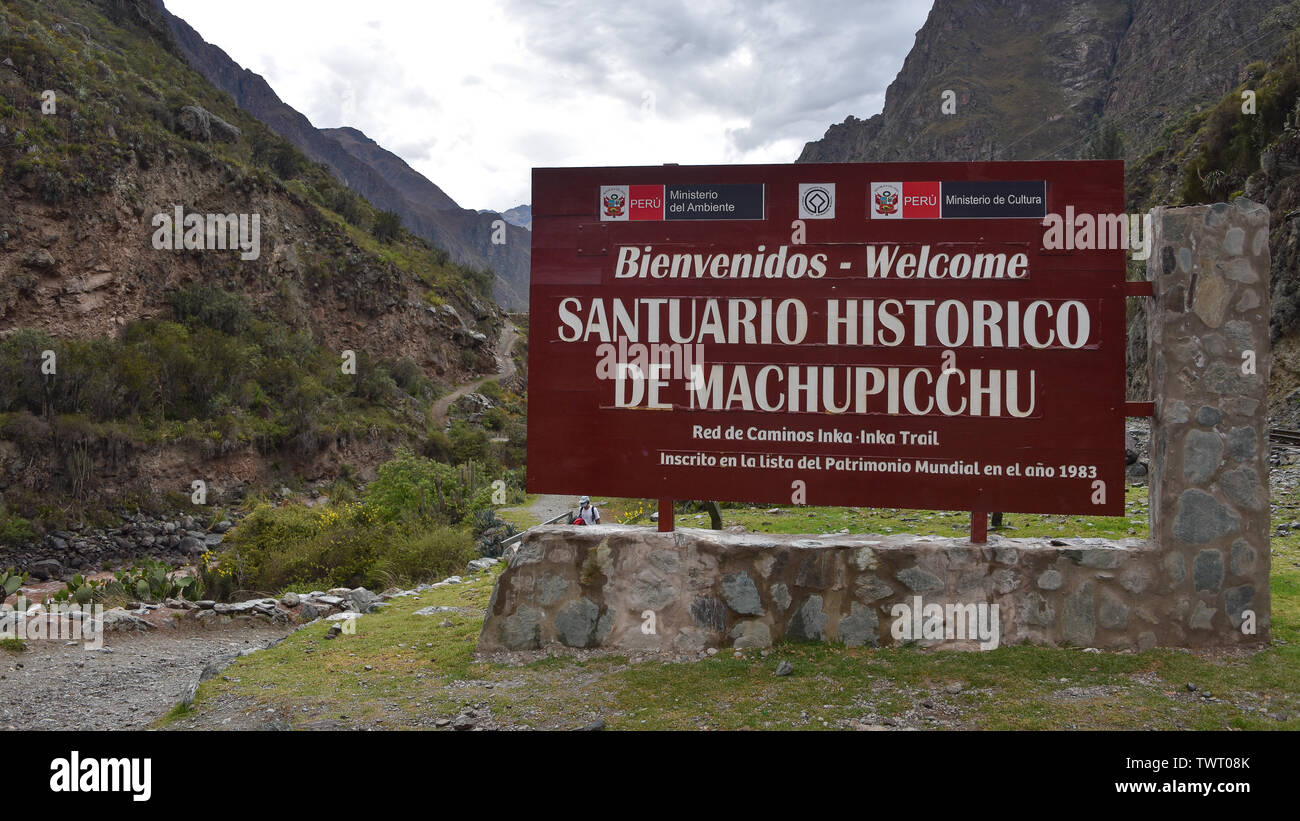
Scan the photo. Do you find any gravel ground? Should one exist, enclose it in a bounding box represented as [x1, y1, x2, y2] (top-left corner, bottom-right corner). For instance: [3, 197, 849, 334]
[0, 623, 292, 730]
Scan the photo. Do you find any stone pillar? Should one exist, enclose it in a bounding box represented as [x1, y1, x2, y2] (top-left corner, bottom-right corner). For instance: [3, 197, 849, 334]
[1147, 200, 1270, 646]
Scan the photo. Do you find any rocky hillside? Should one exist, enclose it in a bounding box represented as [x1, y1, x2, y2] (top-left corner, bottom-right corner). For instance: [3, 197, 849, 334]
[0, 0, 507, 532]
[157, 3, 532, 309]
[799, 0, 1292, 176]
[494, 205, 532, 231]
[799, 0, 1300, 413]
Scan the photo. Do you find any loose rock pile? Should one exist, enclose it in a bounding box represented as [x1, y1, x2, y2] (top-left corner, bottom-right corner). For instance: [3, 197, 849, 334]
[6, 556, 503, 638]
[0, 513, 237, 576]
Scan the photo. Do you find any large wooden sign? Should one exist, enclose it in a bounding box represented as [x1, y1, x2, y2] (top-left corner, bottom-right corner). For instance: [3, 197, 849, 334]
[527, 161, 1126, 515]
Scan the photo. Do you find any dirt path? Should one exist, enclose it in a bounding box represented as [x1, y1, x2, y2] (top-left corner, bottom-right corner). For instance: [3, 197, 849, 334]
[499, 494, 574, 528]
[0, 624, 292, 730]
[432, 323, 519, 428]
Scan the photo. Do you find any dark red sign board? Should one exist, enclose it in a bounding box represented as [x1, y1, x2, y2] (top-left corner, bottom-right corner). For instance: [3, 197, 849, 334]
[528, 162, 1126, 516]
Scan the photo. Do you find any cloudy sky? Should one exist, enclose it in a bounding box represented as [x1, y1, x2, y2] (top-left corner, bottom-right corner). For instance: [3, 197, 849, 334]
[166, 0, 933, 213]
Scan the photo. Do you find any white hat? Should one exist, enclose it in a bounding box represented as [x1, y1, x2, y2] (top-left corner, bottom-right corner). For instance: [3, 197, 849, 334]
[579, 496, 590, 505]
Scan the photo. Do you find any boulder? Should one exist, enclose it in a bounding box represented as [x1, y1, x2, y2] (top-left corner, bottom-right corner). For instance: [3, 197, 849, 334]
[176, 105, 241, 143]
[346, 587, 383, 614]
[28, 559, 62, 581]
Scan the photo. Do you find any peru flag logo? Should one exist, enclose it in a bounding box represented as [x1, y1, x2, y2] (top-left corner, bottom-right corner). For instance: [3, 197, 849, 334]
[870, 181, 941, 219]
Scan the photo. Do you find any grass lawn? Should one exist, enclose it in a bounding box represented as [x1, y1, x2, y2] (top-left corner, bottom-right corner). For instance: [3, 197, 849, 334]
[161, 479, 1300, 731]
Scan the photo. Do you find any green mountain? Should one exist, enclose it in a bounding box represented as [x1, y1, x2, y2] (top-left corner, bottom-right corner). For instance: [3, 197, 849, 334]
[158, 5, 532, 309]
[0, 0, 517, 554]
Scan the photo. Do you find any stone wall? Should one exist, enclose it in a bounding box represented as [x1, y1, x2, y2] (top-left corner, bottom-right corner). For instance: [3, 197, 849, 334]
[1146, 200, 1272, 644]
[479, 524, 1261, 654]
[479, 200, 1272, 654]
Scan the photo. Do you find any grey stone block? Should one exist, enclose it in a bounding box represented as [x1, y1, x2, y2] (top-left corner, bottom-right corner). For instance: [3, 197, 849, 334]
[1223, 585, 1254, 629]
[1099, 590, 1130, 630]
[690, 596, 726, 632]
[1037, 569, 1063, 590]
[1193, 549, 1224, 593]
[787, 595, 827, 641]
[1230, 538, 1256, 576]
[1063, 582, 1096, 645]
[555, 598, 600, 648]
[1163, 552, 1186, 585]
[1217, 468, 1263, 511]
[1119, 565, 1153, 595]
[854, 575, 893, 603]
[771, 582, 791, 612]
[721, 571, 762, 615]
[1226, 427, 1257, 461]
[838, 602, 879, 648]
[502, 605, 543, 650]
[1020, 591, 1055, 627]
[537, 573, 570, 605]
[729, 619, 772, 649]
[1172, 489, 1240, 543]
[1183, 430, 1223, 483]
[1189, 600, 1216, 630]
[896, 565, 944, 594]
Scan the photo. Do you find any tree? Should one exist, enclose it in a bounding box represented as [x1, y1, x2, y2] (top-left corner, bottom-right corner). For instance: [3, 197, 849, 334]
[372, 211, 403, 243]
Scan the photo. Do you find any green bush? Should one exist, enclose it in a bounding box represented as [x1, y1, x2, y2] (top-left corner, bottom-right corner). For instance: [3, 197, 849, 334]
[372, 211, 402, 243]
[0, 508, 35, 546]
[366, 448, 480, 525]
[0, 287, 436, 451]
[478, 379, 504, 402]
[483, 407, 506, 430]
[323, 186, 364, 225]
[223, 499, 474, 592]
[370, 526, 477, 587]
[168, 285, 252, 336]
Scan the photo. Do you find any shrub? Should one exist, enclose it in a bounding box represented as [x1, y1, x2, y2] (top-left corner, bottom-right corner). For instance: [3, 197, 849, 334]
[323, 186, 364, 225]
[450, 424, 490, 464]
[370, 526, 476, 587]
[421, 429, 453, 461]
[482, 407, 506, 431]
[366, 448, 477, 524]
[37, 169, 69, 204]
[372, 211, 402, 243]
[168, 285, 252, 336]
[225, 502, 385, 592]
[478, 379, 504, 402]
[0, 509, 35, 546]
[222, 499, 474, 593]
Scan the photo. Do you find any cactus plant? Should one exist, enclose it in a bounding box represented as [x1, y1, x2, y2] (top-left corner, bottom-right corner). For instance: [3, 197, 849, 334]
[0, 568, 23, 603]
[113, 560, 203, 603]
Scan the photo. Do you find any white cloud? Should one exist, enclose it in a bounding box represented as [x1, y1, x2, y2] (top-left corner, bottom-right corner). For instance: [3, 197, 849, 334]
[165, 0, 932, 211]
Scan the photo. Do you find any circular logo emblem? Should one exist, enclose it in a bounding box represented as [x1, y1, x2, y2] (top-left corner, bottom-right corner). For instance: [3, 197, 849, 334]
[802, 186, 832, 216]
[874, 185, 899, 215]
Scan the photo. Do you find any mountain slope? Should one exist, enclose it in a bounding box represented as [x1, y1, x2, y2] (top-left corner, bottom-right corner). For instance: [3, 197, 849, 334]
[799, 0, 1292, 181]
[157, 3, 531, 309]
[494, 204, 532, 231]
[798, 0, 1299, 408]
[0, 0, 505, 523]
